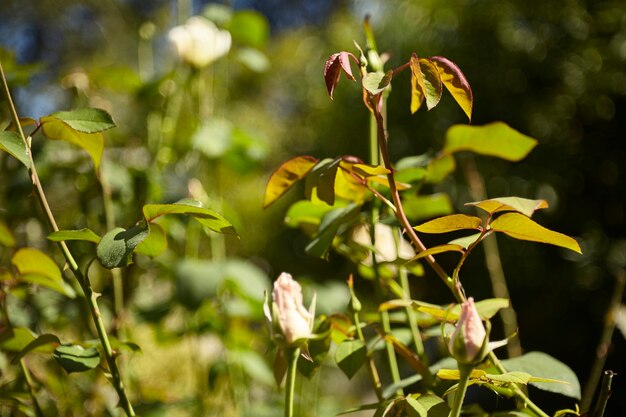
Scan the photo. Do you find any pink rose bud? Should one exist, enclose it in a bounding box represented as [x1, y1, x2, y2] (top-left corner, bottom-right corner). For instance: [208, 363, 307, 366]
[448, 297, 487, 364]
[271, 273, 314, 345]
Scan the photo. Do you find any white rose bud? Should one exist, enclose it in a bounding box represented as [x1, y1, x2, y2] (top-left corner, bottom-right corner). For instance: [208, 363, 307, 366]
[448, 297, 488, 364]
[168, 16, 231, 68]
[270, 273, 315, 345]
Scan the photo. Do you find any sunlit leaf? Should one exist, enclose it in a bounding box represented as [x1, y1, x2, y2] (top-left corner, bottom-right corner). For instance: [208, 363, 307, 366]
[0, 327, 37, 352]
[405, 394, 449, 417]
[467, 197, 549, 218]
[135, 222, 168, 257]
[305, 158, 341, 206]
[335, 339, 366, 379]
[12, 248, 74, 297]
[46, 108, 116, 133]
[47, 228, 101, 244]
[410, 54, 427, 114]
[41, 118, 104, 170]
[448, 233, 482, 249]
[352, 163, 390, 177]
[443, 122, 537, 161]
[284, 200, 335, 228]
[415, 214, 483, 234]
[96, 223, 149, 269]
[429, 56, 473, 121]
[0, 130, 30, 168]
[419, 58, 443, 110]
[425, 154, 455, 184]
[0, 220, 16, 247]
[437, 369, 487, 380]
[143, 200, 237, 235]
[409, 244, 465, 262]
[490, 212, 581, 253]
[362, 71, 393, 95]
[263, 155, 318, 208]
[53, 344, 100, 373]
[502, 351, 581, 399]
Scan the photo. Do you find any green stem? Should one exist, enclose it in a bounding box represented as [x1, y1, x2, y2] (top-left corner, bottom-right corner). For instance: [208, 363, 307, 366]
[19, 359, 44, 417]
[285, 347, 301, 417]
[449, 364, 472, 417]
[0, 60, 136, 417]
[353, 311, 383, 400]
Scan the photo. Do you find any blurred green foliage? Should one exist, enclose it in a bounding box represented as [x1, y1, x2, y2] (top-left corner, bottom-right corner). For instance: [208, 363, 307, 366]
[1, 0, 625, 416]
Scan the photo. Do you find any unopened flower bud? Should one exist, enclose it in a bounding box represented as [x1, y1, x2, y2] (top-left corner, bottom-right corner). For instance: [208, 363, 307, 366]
[448, 297, 487, 364]
[269, 273, 315, 345]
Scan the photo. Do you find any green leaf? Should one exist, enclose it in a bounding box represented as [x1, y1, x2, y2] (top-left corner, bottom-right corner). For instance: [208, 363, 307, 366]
[12, 248, 75, 297]
[298, 331, 331, 378]
[443, 122, 537, 161]
[143, 200, 237, 235]
[134, 222, 167, 257]
[405, 394, 450, 417]
[419, 58, 443, 111]
[402, 193, 453, 222]
[263, 156, 318, 208]
[490, 212, 581, 253]
[40, 118, 104, 170]
[352, 163, 390, 177]
[425, 154, 455, 184]
[472, 298, 511, 320]
[502, 351, 581, 399]
[11, 334, 60, 364]
[305, 203, 359, 258]
[46, 108, 116, 133]
[448, 233, 482, 249]
[335, 339, 366, 379]
[47, 228, 101, 244]
[53, 344, 100, 373]
[429, 56, 473, 121]
[0, 130, 30, 168]
[192, 117, 233, 158]
[414, 214, 483, 234]
[305, 158, 342, 206]
[467, 197, 549, 218]
[0, 220, 16, 247]
[96, 223, 149, 269]
[0, 327, 37, 352]
[229, 10, 269, 49]
[285, 200, 335, 228]
[363, 71, 392, 95]
[409, 244, 465, 261]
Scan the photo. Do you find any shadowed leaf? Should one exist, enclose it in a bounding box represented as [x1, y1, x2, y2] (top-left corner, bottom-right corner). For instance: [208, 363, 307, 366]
[324, 51, 357, 98]
[335, 339, 366, 379]
[0, 130, 30, 168]
[409, 244, 465, 262]
[410, 54, 427, 114]
[47, 108, 115, 133]
[53, 345, 100, 373]
[41, 118, 104, 170]
[143, 200, 237, 235]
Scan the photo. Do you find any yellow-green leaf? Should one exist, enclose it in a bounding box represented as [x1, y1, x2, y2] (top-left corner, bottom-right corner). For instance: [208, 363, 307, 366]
[143, 200, 236, 236]
[490, 212, 581, 254]
[429, 56, 473, 121]
[352, 163, 390, 177]
[47, 228, 101, 244]
[425, 154, 456, 184]
[419, 57, 443, 110]
[437, 369, 487, 380]
[0, 220, 16, 247]
[264, 155, 318, 208]
[443, 122, 537, 161]
[410, 54, 427, 114]
[135, 222, 168, 257]
[11, 248, 75, 297]
[41, 118, 104, 170]
[0, 130, 30, 168]
[409, 244, 465, 262]
[415, 214, 482, 234]
[467, 197, 548, 218]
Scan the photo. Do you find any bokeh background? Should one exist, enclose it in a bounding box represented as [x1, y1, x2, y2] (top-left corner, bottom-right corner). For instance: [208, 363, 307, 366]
[1, 0, 625, 416]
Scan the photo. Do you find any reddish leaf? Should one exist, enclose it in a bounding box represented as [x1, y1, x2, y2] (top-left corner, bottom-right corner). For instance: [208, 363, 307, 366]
[429, 56, 473, 121]
[263, 155, 318, 208]
[324, 52, 357, 99]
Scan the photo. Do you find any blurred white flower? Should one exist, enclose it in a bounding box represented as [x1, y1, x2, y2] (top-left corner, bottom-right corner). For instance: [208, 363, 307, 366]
[168, 16, 231, 68]
[351, 223, 415, 266]
[268, 272, 315, 345]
